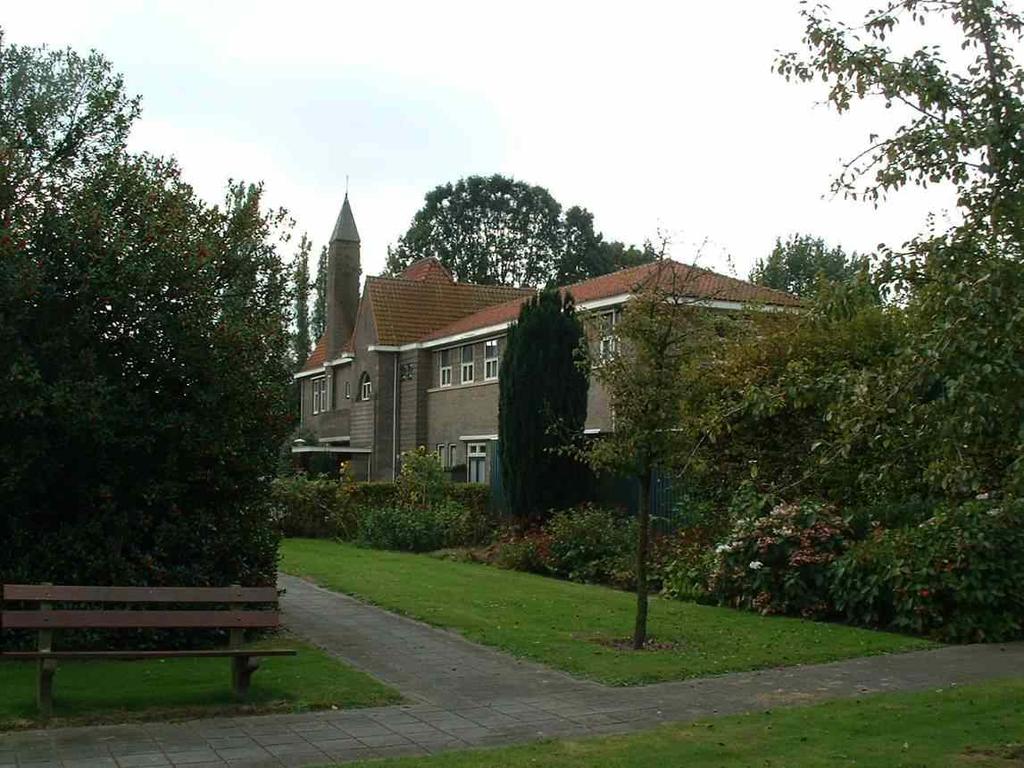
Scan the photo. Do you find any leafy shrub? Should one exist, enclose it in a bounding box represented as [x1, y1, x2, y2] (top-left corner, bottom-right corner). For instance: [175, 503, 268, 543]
[831, 500, 1024, 642]
[710, 501, 851, 616]
[270, 474, 357, 538]
[396, 447, 448, 508]
[494, 530, 552, 574]
[358, 500, 492, 553]
[544, 505, 637, 585]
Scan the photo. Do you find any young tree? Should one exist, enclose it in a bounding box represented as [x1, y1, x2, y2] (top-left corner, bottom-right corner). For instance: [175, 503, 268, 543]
[292, 233, 312, 367]
[750, 234, 869, 299]
[576, 258, 725, 648]
[311, 244, 327, 341]
[0, 33, 293, 589]
[499, 288, 589, 519]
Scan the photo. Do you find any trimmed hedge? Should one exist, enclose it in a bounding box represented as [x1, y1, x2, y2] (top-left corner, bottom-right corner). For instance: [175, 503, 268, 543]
[270, 475, 493, 550]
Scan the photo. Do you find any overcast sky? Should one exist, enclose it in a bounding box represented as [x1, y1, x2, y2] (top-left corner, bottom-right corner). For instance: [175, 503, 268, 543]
[5, 1, 959, 278]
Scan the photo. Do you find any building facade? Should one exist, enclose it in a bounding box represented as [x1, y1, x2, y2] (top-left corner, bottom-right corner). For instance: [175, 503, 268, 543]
[293, 196, 800, 481]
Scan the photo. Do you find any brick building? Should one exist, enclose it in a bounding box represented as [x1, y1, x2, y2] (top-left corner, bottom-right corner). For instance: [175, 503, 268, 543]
[293, 196, 800, 481]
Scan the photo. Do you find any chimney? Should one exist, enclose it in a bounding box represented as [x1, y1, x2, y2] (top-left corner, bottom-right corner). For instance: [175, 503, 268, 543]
[325, 194, 361, 358]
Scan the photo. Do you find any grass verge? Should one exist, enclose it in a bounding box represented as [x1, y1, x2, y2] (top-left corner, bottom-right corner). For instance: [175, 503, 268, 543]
[341, 677, 1024, 768]
[0, 634, 400, 730]
[281, 538, 931, 685]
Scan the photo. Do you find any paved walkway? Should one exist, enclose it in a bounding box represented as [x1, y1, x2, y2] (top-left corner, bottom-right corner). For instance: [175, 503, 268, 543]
[2, 575, 1022, 768]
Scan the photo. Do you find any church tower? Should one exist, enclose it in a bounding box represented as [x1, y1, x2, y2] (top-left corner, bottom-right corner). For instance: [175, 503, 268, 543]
[325, 194, 361, 358]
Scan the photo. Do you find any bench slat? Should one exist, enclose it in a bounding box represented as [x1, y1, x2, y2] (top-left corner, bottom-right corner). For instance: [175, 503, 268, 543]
[2, 585, 279, 604]
[0, 649, 296, 660]
[1, 610, 280, 630]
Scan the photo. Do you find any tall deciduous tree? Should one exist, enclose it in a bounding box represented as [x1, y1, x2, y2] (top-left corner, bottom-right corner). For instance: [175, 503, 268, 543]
[0, 32, 292, 589]
[576, 258, 725, 648]
[292, 233, 312, 367]
[388, 175, 652, 287]
[499, 289, 589, 519]
[750, 234, 868, 298]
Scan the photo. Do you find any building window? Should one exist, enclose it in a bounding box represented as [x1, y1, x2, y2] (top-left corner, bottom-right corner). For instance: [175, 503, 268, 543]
[461, 345, 474, 384]
[599, 310, 619, 357]
[359, 372, 372, 401]
[484, 339, 499, 380]
[436, 443, 446, 467]
[311, 376, 327, 415]
[439, 349, 452, 387]
[448, 443, 458, 469]
[467, 443, 487, 483]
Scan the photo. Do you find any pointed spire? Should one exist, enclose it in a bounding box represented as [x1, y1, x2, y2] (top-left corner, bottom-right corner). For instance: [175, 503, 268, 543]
[331, 193, 360, 243]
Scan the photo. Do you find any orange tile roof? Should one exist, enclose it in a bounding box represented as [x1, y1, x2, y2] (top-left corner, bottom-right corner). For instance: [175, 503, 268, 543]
[367, 276, 534, 346]
[300, 335, 327, 372]
[399, 257, 455, 283]
[420, 259, 800, 342]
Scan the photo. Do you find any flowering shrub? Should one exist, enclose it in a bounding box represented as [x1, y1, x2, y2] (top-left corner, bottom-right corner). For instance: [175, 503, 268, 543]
[830, 500, 1024, 642]
[709, 501, 852, 616]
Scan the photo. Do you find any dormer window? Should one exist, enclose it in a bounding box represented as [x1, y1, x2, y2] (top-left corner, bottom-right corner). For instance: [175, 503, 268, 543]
[311, 376, 327, 414]
[461, 345, 474, 384]
[439, 348, 452, 387]
[359, 372, 372, 401]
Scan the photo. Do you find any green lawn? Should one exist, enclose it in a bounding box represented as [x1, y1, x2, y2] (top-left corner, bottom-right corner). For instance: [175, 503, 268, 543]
[0, 634, 400, 729]
[280, 539, 931, 685]
[344, 678, 1024, 768]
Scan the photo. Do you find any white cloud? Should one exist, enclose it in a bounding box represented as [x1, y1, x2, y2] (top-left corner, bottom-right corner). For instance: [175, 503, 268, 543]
[4, 0, 960, 276]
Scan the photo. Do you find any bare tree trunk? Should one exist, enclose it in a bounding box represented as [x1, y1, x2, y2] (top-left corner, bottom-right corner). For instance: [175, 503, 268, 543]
[633, 464, 652, 650]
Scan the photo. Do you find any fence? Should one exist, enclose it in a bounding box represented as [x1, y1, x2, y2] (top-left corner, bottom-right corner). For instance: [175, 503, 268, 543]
[488, 442, 692, 533]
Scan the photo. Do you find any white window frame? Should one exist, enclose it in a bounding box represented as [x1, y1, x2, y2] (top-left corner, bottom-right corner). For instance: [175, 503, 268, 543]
[484, 339, 499, 380]
[599, 310, 619, 357]
[360, 373, 372, 401]
[311, 376, 327, 415]
[448, 443, 458, 469]
[436, 443, 446, 468]
[467, 443, 487, 483]
[461, 345, 474, 384]
[439, 348, 452, 387]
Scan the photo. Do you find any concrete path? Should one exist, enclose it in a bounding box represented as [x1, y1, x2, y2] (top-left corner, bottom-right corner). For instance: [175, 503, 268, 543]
[2, 574, 1022, 768]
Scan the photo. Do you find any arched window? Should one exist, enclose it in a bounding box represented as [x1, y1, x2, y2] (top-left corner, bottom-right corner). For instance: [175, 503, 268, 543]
[359, 372, 372, 401]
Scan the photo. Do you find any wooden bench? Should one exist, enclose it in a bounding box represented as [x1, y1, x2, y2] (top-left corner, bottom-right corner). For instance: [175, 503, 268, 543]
[0, 584, 296, 717]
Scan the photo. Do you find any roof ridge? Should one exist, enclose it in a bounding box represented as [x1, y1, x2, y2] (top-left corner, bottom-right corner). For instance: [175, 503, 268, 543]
[367, 273, 534, 293]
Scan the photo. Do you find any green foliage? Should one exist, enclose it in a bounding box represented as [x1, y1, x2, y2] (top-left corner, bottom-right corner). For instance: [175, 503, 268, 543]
[0, 34, 290, 590]
[270, 474, 358, 539]
[709, 502, 852, 617]
[386, 175, 652, 287]
[311, 244, 327, 341]
[749, 233, 870, 299]
[499, 288, 590, 520]
[831, 500, 1024, 643]
[396, 446, 448, 508]
[291, 233, 312, 368]
[494, 533, 551, 575]
[544, 505, 637, 585]
[357, 500, 491, 553]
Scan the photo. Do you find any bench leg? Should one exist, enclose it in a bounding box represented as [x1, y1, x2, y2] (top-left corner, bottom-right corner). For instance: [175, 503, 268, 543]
[232, 655, 260, 697]
[37, 658, 57, 718]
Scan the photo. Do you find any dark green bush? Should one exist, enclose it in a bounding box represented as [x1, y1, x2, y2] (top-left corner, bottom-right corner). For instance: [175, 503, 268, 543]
[494, 530, 552, 574]
[830, 500, 1024, 642]
[544, 505, 637, 585]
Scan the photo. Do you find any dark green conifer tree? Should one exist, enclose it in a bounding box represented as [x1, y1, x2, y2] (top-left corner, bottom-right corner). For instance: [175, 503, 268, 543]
[499, 288, 589, 519]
